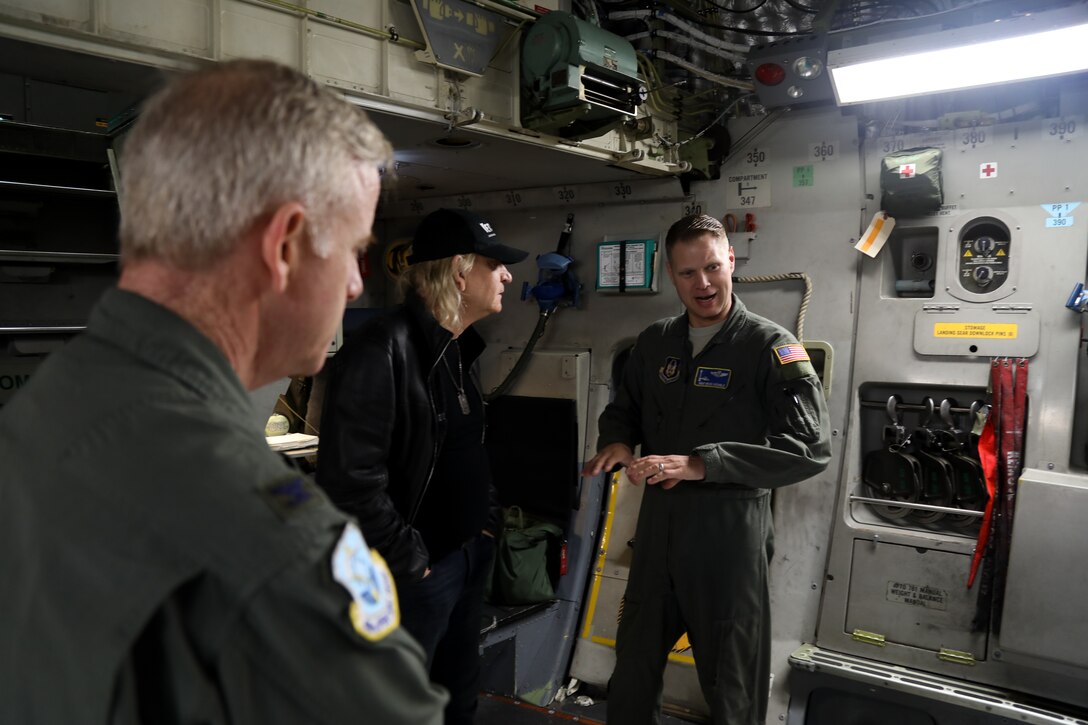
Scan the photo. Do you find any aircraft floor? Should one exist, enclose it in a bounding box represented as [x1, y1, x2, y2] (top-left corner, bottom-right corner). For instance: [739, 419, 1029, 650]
[477, 692, 702, 724]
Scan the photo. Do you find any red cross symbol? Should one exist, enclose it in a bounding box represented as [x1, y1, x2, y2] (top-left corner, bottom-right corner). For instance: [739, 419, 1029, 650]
[980, 162, 997, 178]
[898, 163, 916, 178]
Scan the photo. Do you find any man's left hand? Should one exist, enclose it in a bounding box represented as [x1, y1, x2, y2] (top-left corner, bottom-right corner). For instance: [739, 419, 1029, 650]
[630, 454, 706, 489]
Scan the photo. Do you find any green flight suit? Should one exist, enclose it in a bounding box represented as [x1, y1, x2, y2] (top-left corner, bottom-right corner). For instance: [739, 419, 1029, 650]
[597, 296, 831, 725]
[0, 289, 447, 724]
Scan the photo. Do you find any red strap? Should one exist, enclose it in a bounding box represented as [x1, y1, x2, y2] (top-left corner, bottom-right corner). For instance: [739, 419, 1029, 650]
[991, 358, 1028, 632]
[999, 359, 1019, 509]
[1005, 358, 1028, 532]
[968, 360, 1001, 588]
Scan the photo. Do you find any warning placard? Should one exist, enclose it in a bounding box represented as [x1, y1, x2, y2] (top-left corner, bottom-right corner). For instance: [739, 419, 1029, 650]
[886, 581, 948, 611]
[725, 172, 770, 209]
[933, 323, 1018, 339]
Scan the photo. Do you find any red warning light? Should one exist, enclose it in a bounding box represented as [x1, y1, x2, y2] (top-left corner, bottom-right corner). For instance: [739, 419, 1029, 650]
[755, 63, 786, 86]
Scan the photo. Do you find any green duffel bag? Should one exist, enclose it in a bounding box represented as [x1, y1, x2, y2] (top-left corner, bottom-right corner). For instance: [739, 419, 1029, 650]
[491, 506, 563, 605]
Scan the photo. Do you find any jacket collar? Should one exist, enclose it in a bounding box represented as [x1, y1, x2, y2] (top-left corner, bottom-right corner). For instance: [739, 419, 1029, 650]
[404, 291, 485, 366]
[89, 288, 252, 413]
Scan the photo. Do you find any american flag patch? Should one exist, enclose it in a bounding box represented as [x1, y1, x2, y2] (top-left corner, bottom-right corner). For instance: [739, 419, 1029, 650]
[774, 343, 810, 365]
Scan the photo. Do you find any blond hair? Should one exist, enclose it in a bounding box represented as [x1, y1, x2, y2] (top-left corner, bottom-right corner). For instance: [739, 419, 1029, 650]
[119, 59, 391, 267]
[400, 254, 478, 331]
[665, 214, 729, 262]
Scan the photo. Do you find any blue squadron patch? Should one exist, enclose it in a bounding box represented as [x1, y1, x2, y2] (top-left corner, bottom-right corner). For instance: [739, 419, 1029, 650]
[694, 366, 732, 389]
[659, 356, 681, 384]
[332, 523, 399, 641]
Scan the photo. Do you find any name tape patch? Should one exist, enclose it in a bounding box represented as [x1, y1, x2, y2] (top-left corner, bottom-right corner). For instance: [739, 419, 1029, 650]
[332, 523, 399, 641]
[694, 366, 732, 389]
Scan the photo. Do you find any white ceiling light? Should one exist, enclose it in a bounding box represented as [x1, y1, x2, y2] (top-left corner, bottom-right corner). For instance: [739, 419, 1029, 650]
[829, 7, 1088, 105]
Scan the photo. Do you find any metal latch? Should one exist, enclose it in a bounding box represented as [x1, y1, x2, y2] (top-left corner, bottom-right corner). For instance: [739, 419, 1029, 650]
[851, 629, 886, 647]
[938, 647, 977, 666]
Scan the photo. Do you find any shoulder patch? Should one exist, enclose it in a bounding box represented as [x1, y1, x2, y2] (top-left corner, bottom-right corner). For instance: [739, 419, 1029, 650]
[773, 343, 810, 365]
[260, 475, 319, 520]
[332, 523, 399, 642]
[772, 343, 818, 381]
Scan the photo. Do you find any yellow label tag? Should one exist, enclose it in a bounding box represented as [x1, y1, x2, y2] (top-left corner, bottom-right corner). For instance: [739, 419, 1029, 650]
[855, 212, 895, 258]
[933, 323, 1018, 339]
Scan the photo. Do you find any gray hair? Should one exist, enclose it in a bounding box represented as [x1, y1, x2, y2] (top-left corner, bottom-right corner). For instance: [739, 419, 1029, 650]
[400, 254, 477, 332]
[119, 59, 392, 267]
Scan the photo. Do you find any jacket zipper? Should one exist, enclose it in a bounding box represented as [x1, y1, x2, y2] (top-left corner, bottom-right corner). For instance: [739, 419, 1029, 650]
[407, 339, 450, 525]
[471, 365, 486, 444]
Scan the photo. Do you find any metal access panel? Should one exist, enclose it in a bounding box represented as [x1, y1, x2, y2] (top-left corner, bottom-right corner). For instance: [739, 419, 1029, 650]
[999, 468, 1088, 669]
[817, 110, 1088, 712]
[846, 540, 987, 659]
[912, 307, 1040, 358]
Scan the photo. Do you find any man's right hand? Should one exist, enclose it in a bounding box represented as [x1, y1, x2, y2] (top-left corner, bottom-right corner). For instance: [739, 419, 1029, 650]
[581, 443, 634, 477]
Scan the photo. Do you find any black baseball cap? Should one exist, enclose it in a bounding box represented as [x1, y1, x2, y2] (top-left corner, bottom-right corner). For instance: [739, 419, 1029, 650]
[407, 208, 529, 265]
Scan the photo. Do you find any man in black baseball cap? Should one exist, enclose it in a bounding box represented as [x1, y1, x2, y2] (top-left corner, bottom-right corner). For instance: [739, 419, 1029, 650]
[407, 207, 529, 265]
[318, 205, 528, 725]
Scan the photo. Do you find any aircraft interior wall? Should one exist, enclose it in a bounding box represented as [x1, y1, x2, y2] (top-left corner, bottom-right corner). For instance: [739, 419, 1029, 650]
[4, 1, 1088, 723]
[375, 103, 863, 720]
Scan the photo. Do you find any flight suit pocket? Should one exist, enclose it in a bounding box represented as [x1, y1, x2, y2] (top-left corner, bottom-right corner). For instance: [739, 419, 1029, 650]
[709, 615, 762, 722]
[779, 386, 819, 442]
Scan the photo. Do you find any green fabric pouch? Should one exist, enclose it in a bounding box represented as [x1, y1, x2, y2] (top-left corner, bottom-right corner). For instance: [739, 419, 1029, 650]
[491, 506, 563, 605]
[880, 146, 943, 218]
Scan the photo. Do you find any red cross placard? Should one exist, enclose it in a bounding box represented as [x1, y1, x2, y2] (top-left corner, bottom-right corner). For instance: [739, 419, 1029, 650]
[898, 163, 916, 178]
[980, 162, 998, 178]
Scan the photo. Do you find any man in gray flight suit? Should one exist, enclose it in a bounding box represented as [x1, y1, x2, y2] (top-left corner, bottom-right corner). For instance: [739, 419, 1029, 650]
[0, 60, 446, 724]
[583, 214, 831, 725]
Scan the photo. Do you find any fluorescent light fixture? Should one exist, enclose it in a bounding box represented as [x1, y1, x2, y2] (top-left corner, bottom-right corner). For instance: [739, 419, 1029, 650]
[829, 7, 1088, 105]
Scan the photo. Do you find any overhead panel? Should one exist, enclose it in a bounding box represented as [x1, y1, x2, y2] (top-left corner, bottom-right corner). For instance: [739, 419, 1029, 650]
[222, 1, 300, 66]
[103, 0, 212, 57]
[0, 0, 92, 31]
[747, 34, 833, 109]
[309, 24, 385, 93]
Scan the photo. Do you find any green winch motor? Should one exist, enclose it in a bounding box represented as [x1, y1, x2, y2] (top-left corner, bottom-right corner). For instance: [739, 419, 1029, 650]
[521, 11, 645, 140]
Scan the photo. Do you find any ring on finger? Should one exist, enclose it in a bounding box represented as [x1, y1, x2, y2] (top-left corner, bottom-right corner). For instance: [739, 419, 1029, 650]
[658, 462, 665, 474]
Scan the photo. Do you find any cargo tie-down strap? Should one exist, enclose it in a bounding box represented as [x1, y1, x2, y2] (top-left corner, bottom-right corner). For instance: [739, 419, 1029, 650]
[968, 358, 1028, 635]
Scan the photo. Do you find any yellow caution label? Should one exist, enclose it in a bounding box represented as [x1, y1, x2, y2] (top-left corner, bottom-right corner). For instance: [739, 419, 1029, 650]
[963, 249, 973, 257]
[934, 323, 1018, 339]
[997, 249, 1006, 256]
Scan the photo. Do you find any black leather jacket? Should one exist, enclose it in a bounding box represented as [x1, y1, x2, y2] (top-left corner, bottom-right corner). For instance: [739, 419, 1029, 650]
[316, 293, 500, 583]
